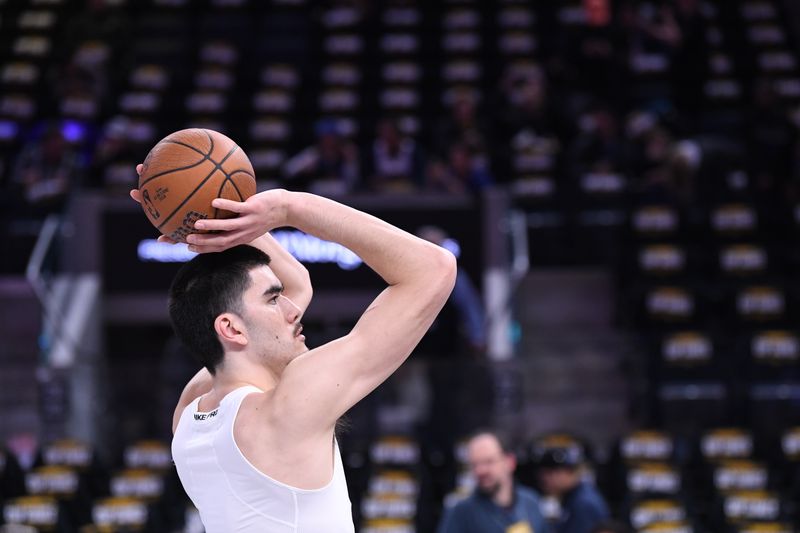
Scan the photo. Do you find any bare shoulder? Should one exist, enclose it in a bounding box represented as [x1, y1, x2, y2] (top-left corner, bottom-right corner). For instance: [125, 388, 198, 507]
[172, 369, 215, 434]
[171, 395, 197, 434]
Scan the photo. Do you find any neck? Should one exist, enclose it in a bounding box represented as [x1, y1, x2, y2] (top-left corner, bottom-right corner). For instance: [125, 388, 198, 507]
[493, 481, 514, 508]
[211, 356, 281, 397]
[559, 479, 581, 498]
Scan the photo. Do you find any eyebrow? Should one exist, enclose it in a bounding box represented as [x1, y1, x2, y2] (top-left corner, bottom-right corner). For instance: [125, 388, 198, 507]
[264, 285, 284, 297]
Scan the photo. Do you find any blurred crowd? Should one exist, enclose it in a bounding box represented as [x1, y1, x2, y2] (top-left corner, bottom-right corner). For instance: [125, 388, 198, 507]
[2, 0, 798, 219]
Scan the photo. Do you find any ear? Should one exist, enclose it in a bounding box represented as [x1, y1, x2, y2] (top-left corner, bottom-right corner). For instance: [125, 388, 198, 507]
[214, 313, 248, 348]
[506, 452, 518, 472]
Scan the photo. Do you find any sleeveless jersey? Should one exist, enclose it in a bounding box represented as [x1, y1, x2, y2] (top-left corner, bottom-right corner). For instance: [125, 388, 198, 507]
[172, 385, 355, 532]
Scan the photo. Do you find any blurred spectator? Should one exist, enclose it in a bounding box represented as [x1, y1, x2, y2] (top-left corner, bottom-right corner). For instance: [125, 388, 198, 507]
[88, 116, 139, 191]
[497, 65, 565, 143]
[437, 431, 549, 533]
[426, 144, 493, 196]
[12, 124, 82, 215]
[366, 118, 424, 192]
[534, 446, 609, 533]
[494, 64, 567, 182]
[283, 119, 359, 194]
[56, 59, 105, 101]
[560, 0, 629, 107]
[417, 225, 486, 356]
[634, 0, 708, 120]
[627, 116, 699, 205]
[568, 103, 626, 176]
[64, 0, 127, 44]
[434, 92, 490, 169]
[52, 57, 107, 122]
[747, 79, 798, 203]
[667, 0, 709, 120]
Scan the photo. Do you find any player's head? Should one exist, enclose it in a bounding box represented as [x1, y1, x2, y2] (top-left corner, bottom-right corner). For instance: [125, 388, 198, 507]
[466, 430, 516, 498]
[169, 245, 272, 374]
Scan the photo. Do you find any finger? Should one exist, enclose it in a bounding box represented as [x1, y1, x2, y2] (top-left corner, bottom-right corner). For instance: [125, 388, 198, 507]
[187, 239, 234, 254]
[136, 164, 143, 176]
[187, 230, 249, 249]
[188, 244, 226, 254]
[193, 217, 245, 232]
[157, 235, 177, 244]
[186, 231, 236, 247]
[130, 189, 142, 204]
[210, 197, 248, 213]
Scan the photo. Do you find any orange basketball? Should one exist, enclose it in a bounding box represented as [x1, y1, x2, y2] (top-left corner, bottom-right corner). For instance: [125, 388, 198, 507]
[137, 128, 256, 243]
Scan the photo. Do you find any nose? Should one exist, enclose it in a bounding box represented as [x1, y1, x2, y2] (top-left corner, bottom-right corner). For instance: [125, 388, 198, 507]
[278, 295, 301, 323]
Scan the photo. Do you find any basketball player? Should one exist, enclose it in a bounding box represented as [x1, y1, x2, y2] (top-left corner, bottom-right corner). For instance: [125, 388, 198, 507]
[130, 170, 457, 532]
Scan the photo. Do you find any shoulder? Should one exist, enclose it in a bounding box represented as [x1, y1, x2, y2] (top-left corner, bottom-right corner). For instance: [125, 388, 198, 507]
[171, 395, 198, 434]
[516, 485, 546, 518]
[573, 482, 609, 513]
[516, 484, 542, 501]
[447, 492, 481, 515]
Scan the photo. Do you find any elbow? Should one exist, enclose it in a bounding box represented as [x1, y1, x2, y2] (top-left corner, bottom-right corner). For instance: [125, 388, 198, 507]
[297, 265, 314, 310]
[433, 247, 458, 298]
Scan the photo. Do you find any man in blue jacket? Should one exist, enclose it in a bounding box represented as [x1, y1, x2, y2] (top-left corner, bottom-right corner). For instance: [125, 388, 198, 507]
[535, 446, 609, 533]
[438, 431, 549, 533]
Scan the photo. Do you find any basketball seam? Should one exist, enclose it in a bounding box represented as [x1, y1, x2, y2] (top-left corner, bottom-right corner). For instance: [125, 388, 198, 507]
[156, 144, 240, 232]
[225, 170, 249, 201]
[139, 156, 211, 188]
[227, 168, 256, 180]
[156, 143, 236, 231]
[162, 139, 212, 157]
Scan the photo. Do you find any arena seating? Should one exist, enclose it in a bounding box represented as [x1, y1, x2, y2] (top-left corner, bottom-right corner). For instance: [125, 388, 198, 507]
[2, 0, 800, 531]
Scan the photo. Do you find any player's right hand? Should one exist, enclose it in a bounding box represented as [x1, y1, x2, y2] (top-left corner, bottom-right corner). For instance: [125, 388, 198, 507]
[129, 163, 177, 244]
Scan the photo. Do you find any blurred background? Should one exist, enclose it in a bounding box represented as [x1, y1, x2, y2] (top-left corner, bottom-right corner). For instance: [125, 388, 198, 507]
[1, 0, 800, 531]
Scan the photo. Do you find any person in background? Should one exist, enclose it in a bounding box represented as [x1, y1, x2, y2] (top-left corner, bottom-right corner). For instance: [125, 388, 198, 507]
[417, 225, 486, 356]
[433, 92, 490, 168]
[535, 446, 609, 533]
[88, 116, 138, 191]
[366, 118, 424, 192]
[438, 430, 549, 533]
[12, 124, 81, 215]
[282, 118, 359, 194]
[426, 143, 493, 196]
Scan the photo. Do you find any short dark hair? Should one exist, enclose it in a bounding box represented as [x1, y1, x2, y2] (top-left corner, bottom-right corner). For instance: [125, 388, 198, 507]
[168, 245, 271, 374]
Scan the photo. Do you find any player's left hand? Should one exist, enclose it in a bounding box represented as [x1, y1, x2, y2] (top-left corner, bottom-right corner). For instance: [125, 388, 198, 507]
[129, 163, 176, 244]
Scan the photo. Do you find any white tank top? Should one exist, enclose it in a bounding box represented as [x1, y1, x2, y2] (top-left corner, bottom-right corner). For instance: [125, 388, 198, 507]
[172, 385, 355, 533]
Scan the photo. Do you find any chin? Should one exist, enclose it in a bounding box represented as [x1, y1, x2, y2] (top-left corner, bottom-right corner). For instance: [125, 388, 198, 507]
[477, 482, 499, 496]
[293, 344, 309, 356]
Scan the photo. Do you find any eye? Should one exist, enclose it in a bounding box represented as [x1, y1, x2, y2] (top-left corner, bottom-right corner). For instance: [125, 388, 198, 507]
[268, 295, 279, 305]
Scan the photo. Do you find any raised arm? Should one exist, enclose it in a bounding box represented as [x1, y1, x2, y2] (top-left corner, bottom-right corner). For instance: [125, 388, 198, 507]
[188, 190, 457, 438]
[247, 233, 312, 314]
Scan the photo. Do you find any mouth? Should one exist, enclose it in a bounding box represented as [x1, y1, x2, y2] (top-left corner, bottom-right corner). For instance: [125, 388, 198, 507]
[294, 324, 304, 338]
